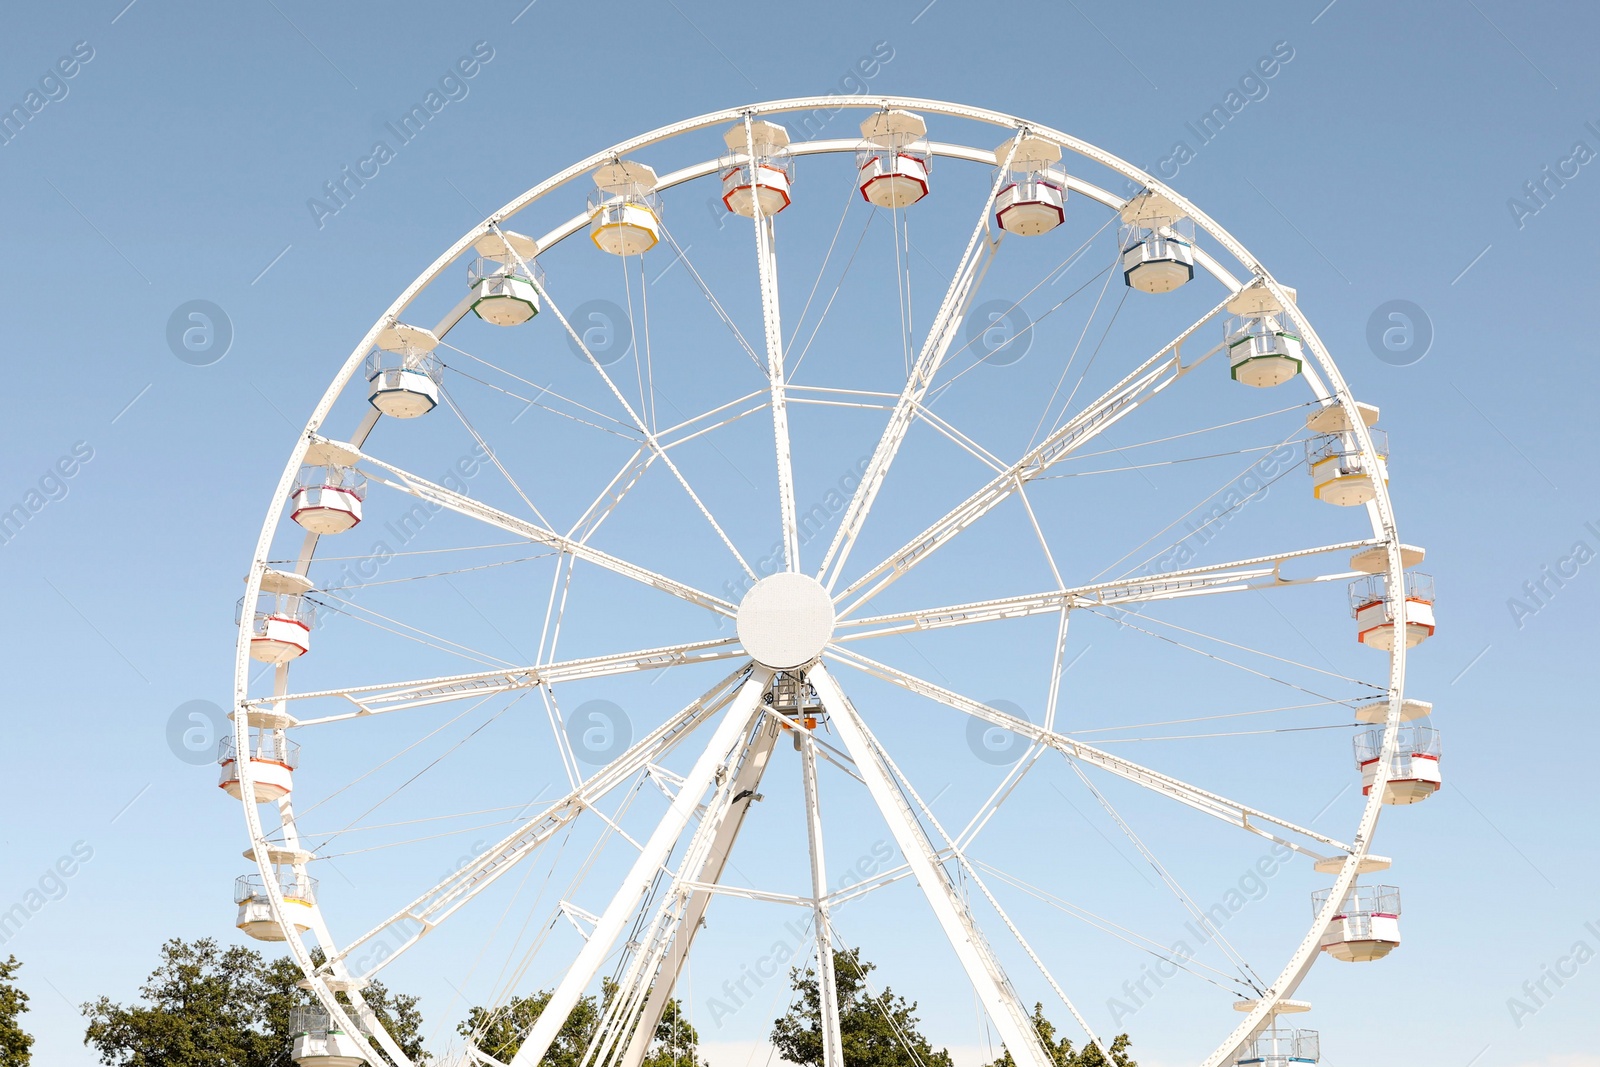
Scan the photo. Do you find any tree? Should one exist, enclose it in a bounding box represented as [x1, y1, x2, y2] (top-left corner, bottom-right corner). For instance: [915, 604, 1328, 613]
[0, 956, 32, 1067]
[459, 989, 601, 1067]
[83, 938, 277, 1067]
[980, 1003, 1137, 1067]
[458, 980, 704, 1067]
[771, 948, 953, 1067]
[82, 937, 427, 1067]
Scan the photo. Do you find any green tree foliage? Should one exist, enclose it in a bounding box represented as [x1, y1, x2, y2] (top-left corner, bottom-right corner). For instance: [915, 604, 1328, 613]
[459, 989, 600, 1067]
[642, 996, 703, 1067]
[771, 948, 953, 1067]
[773, 954, 1135, 1067]
[81, 937, 427, 1067]
[82, 939, 276, 1066]
[0, 956, 33, 1067]
[980, 1004, 1137, 1067]
[458, 979, 704, 1067]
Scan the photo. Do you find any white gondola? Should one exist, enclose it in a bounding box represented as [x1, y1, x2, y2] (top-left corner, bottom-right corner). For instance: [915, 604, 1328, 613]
[1354, 724, 1442, 804]
[1225, 286, 1303, 387]
[219, 731, 300, 802]
[1306, 400, 1380, 435]
[365, 323, 440, 419]
[1120, 190, 1195, 293]
[589, 160, 662, 256]
[857, 109, 930, 208]
[1307, 428, 1387, 506]
[1313, 885, 1402, 961]
[290, 464, 365, 534]
[1233, 999, 1312, 1016]
[1349, 541, 1425, 575]
[234, 872, 316, 941]
[993, 135, 1066, 236]
[722, 119, 794, 218]
[1236, 1028, 1319, 1066]
[468, 230, 543, 326]
[240, 571, 317, 663]
[290, 1007, 367, 1067]
[1350, 572, 1436, 650]
[1353, 696, 1432, 723]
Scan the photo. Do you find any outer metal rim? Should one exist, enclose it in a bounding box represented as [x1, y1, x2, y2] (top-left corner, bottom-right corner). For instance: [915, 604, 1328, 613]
[230, 96, 1407, 1067]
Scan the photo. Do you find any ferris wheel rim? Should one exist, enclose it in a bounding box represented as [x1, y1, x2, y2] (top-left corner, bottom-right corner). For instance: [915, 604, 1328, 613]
[228, 96, 1417, 1067]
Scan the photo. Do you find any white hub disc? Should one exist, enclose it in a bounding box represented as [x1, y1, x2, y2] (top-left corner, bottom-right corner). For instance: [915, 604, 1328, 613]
[736, 573, 835, 669]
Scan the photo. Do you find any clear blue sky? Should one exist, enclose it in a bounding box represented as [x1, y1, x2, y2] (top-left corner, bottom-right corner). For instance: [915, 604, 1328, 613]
[1, 3, 1596, 1067]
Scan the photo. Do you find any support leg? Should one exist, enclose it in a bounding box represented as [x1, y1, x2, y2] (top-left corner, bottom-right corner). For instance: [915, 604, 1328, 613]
[808, 664, 1053, 1067]
[507, 667, 774, 1067]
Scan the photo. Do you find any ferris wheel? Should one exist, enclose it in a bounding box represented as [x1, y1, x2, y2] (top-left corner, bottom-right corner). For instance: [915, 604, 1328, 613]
[226, 97, 1439, 1067]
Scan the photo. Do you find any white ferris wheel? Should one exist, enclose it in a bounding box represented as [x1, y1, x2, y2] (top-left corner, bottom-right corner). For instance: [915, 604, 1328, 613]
[226, 97, 1439, 1067]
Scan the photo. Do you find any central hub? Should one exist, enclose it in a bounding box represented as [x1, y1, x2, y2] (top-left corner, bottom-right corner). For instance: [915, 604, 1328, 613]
[736, 572, 836, 670]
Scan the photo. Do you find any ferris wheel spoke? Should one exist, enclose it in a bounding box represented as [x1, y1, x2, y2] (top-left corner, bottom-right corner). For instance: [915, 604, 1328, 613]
[324, 436, 737, 618]
[815, 132, 1028, 593]
[563, 446, 655, 546]
[911, 403, 1009, 472]
[505, 667, 773, 1067]
[737, 115, 803, 571]
[1059, 754, 1267, 993]
[318, 664, 756, 982]
[835, 539, 1377, 638]
[439, 342, 641, 439]
[1081, 602, 1383, 701]
[656, 224, 767, 372]
[604, 715, 786, 1067]
[795, 730, 847, 1067]
[243, 637, 745, 725]
[825, 647, 1352, 860]
[498, 233, 758, 580]
[955, 609, 1072, 850]
[811, 651, 1109, 1057]
[807, 663, 1058, 1067]
[654, 388, 770, 448]
[834, 292, 1237, 617]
